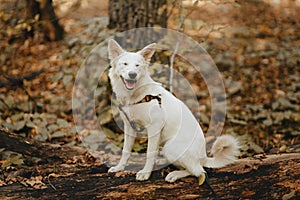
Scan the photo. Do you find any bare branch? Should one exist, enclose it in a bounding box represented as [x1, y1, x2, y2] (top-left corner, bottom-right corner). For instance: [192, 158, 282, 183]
[169, 0, 185, 93]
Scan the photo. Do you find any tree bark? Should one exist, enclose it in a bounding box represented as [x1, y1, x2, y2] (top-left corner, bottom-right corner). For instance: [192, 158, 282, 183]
[108, 0, 167, 31]
[0, 128, 84, 162]
[0, 129, 299, 199]
[26, 0, 64, 41]
[108, 0, 167, 48]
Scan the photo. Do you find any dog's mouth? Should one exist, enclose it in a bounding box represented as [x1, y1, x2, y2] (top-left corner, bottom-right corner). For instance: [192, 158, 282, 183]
[121, 76, 137, 90]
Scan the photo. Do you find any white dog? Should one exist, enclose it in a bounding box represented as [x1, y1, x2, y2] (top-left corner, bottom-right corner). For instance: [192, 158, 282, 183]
[107, 39, 240, 183]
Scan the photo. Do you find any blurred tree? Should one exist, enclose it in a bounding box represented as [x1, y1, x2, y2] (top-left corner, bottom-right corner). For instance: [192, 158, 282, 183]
[108, 0, 167, 31]
[108, 0, 167, 48]
[26, 0, 64, 41]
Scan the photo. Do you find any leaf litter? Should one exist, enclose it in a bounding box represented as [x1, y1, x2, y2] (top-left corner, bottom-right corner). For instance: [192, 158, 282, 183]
[0, 0, 300, 189]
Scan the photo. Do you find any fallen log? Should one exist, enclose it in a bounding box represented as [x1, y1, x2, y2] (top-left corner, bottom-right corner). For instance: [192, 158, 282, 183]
[0, 128, 86, 162]
[0, 129, 299, 199]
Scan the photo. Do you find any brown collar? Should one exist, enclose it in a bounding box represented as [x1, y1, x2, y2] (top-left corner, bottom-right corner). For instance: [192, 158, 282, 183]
[134, 94, 162, 107]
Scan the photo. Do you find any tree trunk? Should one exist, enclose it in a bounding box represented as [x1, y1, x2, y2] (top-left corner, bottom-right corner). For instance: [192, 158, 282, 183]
[108, 0, 167, 48]
[108, 0, 167, 31]
[26, 0, 64, 41]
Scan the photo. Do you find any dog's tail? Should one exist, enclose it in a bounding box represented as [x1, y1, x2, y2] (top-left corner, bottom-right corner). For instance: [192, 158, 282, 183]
[204, 135, 240, 168]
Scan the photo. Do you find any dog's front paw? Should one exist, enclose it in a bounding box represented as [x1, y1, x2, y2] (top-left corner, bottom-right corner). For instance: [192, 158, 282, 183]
[136, 170, 151, 181]
[108, 165, 124, 173]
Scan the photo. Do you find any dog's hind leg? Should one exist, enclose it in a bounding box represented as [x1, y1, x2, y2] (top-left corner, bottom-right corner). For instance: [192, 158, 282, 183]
[165, 170, 191, 183]
[163, 139, 206, 182]
[165, 161, 205, 183]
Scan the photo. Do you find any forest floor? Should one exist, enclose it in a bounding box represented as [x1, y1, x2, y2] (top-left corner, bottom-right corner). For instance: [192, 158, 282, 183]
[0, 0, 300, 199]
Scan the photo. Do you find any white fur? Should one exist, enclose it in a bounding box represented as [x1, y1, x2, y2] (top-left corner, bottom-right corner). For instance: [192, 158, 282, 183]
[107, 39, 240, 182]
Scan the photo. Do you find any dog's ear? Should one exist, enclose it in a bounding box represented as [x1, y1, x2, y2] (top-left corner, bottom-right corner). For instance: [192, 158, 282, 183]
[108, 39, 125, 61]
[138, 43, 156, 61]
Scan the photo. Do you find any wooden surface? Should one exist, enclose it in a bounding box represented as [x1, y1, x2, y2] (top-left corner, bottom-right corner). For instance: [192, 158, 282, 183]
[0, 129, 299, 199]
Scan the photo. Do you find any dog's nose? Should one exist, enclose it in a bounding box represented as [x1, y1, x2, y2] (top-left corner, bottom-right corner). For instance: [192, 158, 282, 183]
[128, 72, 137, 79]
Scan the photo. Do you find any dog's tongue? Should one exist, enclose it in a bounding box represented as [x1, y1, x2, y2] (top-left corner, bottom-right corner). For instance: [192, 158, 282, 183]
[125, 79, 136, 90]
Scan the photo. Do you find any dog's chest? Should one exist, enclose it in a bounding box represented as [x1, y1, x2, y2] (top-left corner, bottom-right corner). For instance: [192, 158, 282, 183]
[120, 99, 163, 128]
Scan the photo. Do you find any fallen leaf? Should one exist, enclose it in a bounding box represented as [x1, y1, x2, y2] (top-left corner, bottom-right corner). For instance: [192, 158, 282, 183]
[282, 191, 296, 200]
[198, 173, 206, 185]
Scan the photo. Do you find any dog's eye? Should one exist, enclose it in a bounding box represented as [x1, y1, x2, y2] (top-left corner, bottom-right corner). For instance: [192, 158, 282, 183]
[135, 64, 139, 67]
[124, 62, 128, 66]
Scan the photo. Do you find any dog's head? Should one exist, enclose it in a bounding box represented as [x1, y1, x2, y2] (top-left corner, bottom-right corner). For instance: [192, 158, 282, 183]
[108, 39, 156, 90]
